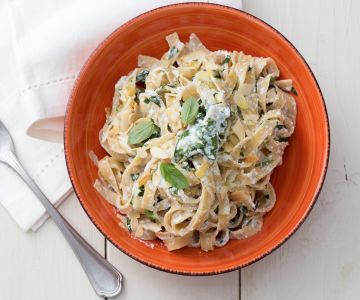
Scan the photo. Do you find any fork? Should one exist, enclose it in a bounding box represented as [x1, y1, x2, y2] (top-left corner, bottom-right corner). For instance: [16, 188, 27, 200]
[0, 120, 122, 298]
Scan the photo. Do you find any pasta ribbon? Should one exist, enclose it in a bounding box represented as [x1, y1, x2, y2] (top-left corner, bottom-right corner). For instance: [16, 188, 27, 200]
[93, 33, 297, 251]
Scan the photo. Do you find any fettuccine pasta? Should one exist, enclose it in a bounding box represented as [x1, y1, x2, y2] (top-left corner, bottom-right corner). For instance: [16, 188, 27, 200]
[93, 33, 297, 251]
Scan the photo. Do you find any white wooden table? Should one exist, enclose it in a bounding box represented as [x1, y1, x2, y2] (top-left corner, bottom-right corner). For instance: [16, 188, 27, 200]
[1, 1, 359, 299]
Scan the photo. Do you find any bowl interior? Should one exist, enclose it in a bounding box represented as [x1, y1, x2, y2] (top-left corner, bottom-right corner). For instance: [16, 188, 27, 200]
[65, 4, 329, 274]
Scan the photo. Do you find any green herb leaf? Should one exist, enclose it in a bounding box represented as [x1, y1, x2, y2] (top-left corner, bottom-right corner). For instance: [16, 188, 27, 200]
[174, 118, 223, 162]
[256, 158, 273, 167]
[240, 206, 248, 215]
[168, 186, 178, 195]
[181, 97, 199, 126]
[222, 55, 231, 65]
[213, 70, 222, 79]
[135, 88, 143, 104]
[128, 121, 159, 145]
[291, 86, 298, 96]
[237, 106, 243, 120]
[269, 76, 276, 84]
[136, 69, 149, 83]
[126, 217, 132, 232]
[275, 124, 286, 130]
[144, 95, 161, 107]
[131, 173, 139, 181]
[230, 105, 238, 121]
[160, 163, 189, 189]
[138, 185, 145, 197]
[205, 135, 218, 160]
[196, 105, 206, 121]
[174, 131, 191, 162]
[144, 210, 157, 221]
[168, 47, 178, 59]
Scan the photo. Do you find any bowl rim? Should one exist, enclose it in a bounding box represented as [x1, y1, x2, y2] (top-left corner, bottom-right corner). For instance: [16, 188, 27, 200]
[64, 2, 330, 276]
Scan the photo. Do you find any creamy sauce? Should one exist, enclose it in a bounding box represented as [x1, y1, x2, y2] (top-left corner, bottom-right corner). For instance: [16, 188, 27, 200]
[175, 103, 230, 161]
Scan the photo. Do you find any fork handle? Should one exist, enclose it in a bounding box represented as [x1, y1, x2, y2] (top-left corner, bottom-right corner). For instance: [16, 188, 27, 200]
[4, 152, 122, 298]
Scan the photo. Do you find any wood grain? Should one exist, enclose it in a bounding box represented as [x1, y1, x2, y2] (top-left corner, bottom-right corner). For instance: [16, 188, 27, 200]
[106, 241, 239, 300]
[242, 1, 360, 299]
[0, 193, 103, 300]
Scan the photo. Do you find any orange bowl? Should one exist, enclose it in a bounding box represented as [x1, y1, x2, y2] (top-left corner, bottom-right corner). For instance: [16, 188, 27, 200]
[64, 3, 329, 275]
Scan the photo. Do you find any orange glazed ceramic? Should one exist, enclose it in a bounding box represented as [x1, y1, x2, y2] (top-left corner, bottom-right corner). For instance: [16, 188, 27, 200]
[64, 3, 330, 275]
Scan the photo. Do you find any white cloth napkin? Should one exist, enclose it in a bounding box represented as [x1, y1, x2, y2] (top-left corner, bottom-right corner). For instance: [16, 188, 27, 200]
[0, 0, 242, 232]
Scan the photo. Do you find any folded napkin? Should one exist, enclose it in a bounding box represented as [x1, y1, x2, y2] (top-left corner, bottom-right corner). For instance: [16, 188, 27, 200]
[0, 0, 242, 232]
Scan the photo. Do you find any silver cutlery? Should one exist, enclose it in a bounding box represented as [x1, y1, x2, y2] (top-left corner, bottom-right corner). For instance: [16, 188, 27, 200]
[0, 120, 122, 298]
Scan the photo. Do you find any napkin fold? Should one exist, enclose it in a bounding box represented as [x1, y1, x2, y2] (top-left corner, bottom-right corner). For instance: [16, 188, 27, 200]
[0, 0, 242, 231]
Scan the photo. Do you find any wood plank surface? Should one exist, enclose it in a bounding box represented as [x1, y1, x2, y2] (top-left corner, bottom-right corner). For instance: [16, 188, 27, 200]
[0, 193, 103, 300]
[242, 1, 360, 299]
[106, 241, 239, 300]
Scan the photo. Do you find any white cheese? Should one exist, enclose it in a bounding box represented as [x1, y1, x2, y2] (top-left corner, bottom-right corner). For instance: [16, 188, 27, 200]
[175, 103, 230, 161]
[206, 104, 230, 132]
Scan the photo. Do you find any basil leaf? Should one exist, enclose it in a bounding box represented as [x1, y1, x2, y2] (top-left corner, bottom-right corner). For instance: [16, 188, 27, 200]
[237, 106, 243, 120]
[213, 70, 222, 79]
[256, 158, 273, 167]
[148, 123, 161, 140]
[168, 47, 178, 59]
[128, 121, 158, 145]
[126, 217, 132, 232]
[196, 105, 206, 121]
[222, 55, 231, 65]
[230, 105, 238, 121]
[174, 118, 220, 162]
[291, 86, 298, 96]
[204, 135, 218, 161]
[135, 88, 143, 104]
[174, 130, 190, 162]
[160, 163, 189, 189]
[138, 185, 145, 196]
[275, 124, 286, 130]
[181, 97, 199, 125]
[131, 173, 139, 181]
[202, 119, 219, 161]
[240, 206, 248, 215]
[136, 69, 149, 83]
[168, 186, 178, 195]
[144, 210, 157, 221]
[144, 95, 161, 107]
